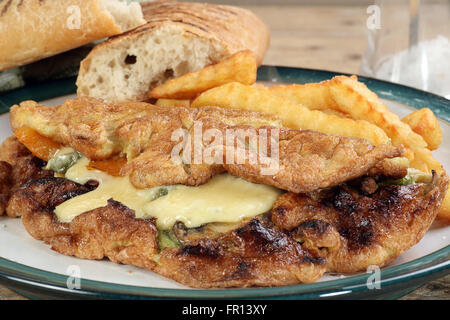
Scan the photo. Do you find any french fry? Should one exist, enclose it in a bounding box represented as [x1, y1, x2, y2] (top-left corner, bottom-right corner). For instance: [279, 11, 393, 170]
[327, 75, 449, 219]
[268, 81, 337, 111]
[402, 108, 442, 150]
[191, 82, 390, 145]
[328, 76, 430, 164]
[270, 81, 442, 149]
[313, 108, 350, 118]
[268, 83, 351, 118]
[150, 50, 257, 100]
[156, 98, 191, 108]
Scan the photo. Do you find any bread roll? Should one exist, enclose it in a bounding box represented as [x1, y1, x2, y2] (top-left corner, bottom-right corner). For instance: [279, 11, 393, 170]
[0, 0, 145, 71]
[76, 1, 270, 103]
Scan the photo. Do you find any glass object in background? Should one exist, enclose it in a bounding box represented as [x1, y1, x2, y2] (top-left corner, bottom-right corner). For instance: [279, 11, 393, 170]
[360, 0, 450, 99]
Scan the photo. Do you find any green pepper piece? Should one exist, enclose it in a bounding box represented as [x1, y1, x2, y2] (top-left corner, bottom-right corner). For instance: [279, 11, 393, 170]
[45, 151, 82, 173]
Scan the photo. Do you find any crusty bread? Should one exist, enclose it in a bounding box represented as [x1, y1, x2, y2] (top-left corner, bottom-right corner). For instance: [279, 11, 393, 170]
[76, 1, 270, 103]
[0, 0, 145, 71]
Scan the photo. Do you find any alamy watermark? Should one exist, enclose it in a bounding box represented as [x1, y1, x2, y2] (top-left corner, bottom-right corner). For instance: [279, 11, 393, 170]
[170, 121, 280, 176]
[66, 265, 81, 290]
[366, 265, 381, 290]
[66, 5, 81, 30]
[366, 5, 381, 30]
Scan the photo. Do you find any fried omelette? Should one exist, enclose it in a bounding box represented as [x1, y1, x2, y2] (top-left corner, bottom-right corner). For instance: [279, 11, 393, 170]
[1, 97, 448, 288]
[10, 97, 402, 192]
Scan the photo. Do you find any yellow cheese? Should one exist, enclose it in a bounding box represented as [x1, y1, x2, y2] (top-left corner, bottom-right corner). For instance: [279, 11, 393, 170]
[144, 174, 281, 229]
[54, 158, 282, 230]
[55, 158, 166, 223]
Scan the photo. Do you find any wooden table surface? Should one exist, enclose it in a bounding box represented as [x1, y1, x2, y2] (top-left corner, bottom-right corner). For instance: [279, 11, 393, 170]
[1, 4, 449, 300]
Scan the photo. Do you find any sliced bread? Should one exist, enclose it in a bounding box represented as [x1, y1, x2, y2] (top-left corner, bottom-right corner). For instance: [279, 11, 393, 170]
[76, 1, 270, 102]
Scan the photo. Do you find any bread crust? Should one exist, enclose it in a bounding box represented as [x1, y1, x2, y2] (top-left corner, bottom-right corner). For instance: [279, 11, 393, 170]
[0, 0, 142, 71]
[140, 1, 270, 65]
[89, 1, 269, 64]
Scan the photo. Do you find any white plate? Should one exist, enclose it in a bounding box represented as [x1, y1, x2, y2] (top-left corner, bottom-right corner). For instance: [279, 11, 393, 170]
[0, 94, 449, 291]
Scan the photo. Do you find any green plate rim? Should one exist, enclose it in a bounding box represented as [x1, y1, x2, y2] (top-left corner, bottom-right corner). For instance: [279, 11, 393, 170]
[0, 244, 448, 299]
[0, 65, 449, 299]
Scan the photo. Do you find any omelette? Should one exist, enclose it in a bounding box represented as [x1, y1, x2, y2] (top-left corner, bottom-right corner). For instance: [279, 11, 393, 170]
[0, 97, 447, 288]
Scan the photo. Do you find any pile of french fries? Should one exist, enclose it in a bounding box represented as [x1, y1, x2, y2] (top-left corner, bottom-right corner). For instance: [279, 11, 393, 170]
[149, 50, 449, 221]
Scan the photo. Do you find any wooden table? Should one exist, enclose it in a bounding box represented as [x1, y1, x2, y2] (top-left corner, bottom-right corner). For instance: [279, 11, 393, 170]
[1, 4, 449, 300]
[255, 5, 368, 74]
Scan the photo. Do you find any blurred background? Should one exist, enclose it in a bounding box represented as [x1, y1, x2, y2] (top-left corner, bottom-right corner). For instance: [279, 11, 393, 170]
[185, 0, 450, 98]
[1, 0, 449, 97]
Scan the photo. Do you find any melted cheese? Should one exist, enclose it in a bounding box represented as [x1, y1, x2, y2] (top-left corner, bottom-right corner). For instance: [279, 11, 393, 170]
[55, 158, 166, 223]
[54, 158, 282, 230]
[144, 174, 281, 229]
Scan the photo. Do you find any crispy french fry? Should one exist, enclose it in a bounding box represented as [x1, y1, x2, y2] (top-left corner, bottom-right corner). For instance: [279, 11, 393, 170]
[191, 82, 390, 145]
[402, 108, 442, 150]
[270, 81, 442, 149]
[315, 108, 350, 118]
[329, 76, 427, 147]
[327, 75, 449, 219]
[150, 50, 257, 99]
[268, 81, 337, 111]
[156, 98, 191, 108]
[328, 76, 433, 165]
[268, 83, 351, 118]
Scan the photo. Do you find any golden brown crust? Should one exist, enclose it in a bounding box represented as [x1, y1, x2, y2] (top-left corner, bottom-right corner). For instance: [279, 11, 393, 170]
[0, 0, 139, 71]
[0, 136, 30, 164]
[11, 177, 326, 288]
[10, 171, 447, 287]
[10, 97, 402, 193]
[9, 98, 281, 160]
[141, 1, 270, 66]
[10, 178, 159, 269]
[223, 129, 403, 193]
[367, 157, 409, 180]
[0, 136, 53, 217]
[272, 171, 449, 273]
[0, 161, 12, 214]
[155, 219, 326, 288]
